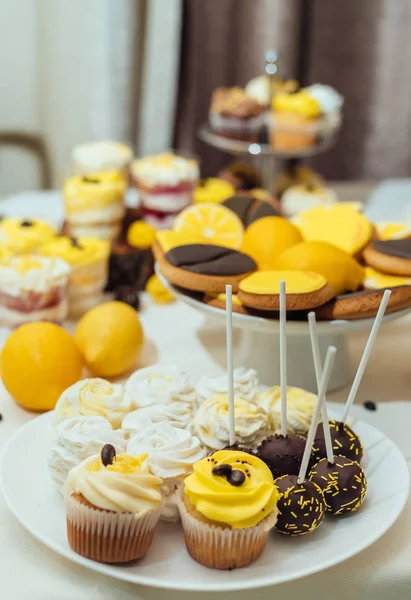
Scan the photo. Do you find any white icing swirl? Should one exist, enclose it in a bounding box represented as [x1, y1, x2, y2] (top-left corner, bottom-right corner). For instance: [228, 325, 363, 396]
[127, 423, 205, 521]
[54, 378, 130, 429]
[66, 453, 163, 514]
[259, 386, 317, 436]
[131, 152, 199, 188]
[72, 141, 132, 172]
[197, 367, 260, 404]
[122, 402, 193, 435]
[0, 256, 70, 296]
[305, 84, 344, 115]
[194, 394, 269, 451]
[125, 365, 197, 409]
[48, 416, 127, 490]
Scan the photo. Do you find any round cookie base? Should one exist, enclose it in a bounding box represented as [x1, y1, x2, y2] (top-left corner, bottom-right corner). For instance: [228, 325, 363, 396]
[314, 286, 411, 320]
[238, 283, 335, 311]
[363, 246, 411, 276]
[158, 258, 254, 294]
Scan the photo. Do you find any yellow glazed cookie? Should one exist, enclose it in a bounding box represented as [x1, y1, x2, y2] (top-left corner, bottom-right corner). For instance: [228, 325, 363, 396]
[238, 270, 335, 311]
[241, 217, 303, 270]
[193, 178, 235, 204]
[375, 222, 411, 241]
[293, 204, 373, 255]
[275, 241, 364, 295]
[363, 266, 411, 289]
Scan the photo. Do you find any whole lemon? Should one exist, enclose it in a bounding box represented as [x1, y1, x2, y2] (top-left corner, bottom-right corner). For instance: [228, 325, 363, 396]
[0, 323, 84, 411]
[275, 241, 364, 295]
[75, 301, 144, 377]
[241, 216, 303, 270]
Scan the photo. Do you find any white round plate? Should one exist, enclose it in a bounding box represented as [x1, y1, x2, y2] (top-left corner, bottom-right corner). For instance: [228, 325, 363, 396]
[0, 409, 408, 592]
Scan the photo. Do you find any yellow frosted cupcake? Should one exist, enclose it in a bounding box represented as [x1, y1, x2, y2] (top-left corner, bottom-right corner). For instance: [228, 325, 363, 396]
[65, 446, 163, 563]
[40, 235, 110, 317]
[270, 90, 322, 150]
[64, 170, 126, 242]
[178, 449, 278, 569]
[0, 218, 56, 255]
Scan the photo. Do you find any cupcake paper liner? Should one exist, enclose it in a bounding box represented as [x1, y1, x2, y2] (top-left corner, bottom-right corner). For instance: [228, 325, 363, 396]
[66, 494, 161, 563]
[209, 112, 264, 141]
[177, 495, 277, 570]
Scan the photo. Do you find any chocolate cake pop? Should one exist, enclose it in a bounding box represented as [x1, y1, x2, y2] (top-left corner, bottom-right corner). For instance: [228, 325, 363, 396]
[256, 434, 306, 479]
[309, 455, 367, 515]
[274, 474, 325, 535]
[313, 419, 364, 463]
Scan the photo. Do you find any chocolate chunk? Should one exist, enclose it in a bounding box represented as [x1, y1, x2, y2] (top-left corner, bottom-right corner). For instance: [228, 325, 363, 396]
[101, 444, 116, 466]
[212, 463, 232, 477]
[70, 237, 82, 249]
[372, 239, 411, 260]
[363, 400, 377, 411]
[82, 176, 100, 184]
[166, 244, 256, 276]
[20, 220, 33, 227]
[227, 469, 246, 486]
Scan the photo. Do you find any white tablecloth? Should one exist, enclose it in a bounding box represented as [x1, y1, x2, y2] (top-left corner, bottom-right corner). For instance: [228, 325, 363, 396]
[1, 298, 411, 600]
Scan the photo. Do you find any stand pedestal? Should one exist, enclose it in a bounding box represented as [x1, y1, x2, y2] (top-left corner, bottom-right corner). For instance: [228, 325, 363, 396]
[235, 327, 351, 393]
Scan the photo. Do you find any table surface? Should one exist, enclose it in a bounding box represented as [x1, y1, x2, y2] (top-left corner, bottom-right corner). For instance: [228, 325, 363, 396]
[2, 181, 411, 600]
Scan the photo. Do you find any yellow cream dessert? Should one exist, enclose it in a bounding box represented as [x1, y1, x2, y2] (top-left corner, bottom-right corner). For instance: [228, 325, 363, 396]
[64, 170, 126, 242]
[132, 152, 199, 229]
[65, 448, 163, 563]
[178, 449, 279, 569]
[271, 89, 322, 150]
[0, 256, 69, 328]
[0, 218, 56, 255]
[40, 235, 110, 317]
[72, 141, 132, 177]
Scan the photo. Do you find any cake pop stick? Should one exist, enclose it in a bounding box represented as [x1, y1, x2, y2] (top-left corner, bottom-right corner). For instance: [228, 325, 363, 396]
[279, 280, 287, 437]
[308, 312, 334, 464]
[297, 345, 336, 484]
[341, 288, 391, 423]
[226, 284, 235, 446]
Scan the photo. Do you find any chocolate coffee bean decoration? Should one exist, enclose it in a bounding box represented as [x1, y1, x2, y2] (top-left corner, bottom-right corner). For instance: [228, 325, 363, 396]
[212, 463, 233, 477]
[101, 444, 116, 466]
[228, 469, 246, 486]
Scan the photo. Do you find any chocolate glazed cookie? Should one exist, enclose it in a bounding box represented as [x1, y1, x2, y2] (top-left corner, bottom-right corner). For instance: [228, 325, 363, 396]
[363, 239, 411, 276]
[223, 195, 280, 227]
[159, 244, 257, 293]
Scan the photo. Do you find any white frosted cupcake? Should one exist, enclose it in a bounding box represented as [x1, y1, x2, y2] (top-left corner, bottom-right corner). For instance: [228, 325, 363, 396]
[305, 84, 343, 133]
[65, 447, 163, 563]
[194, 394, 269, 452]
[54, 378, 130, 429]
[122, 402, 193, 435]
[48, 416, 127, 491]
[72, 141, 133, 177]
[0, 256, 69, 328]
[197, 367, 260, 404]
[127, 423, 205, 521]
[260, 386, 317, 436]
[125, 365, 198, 409]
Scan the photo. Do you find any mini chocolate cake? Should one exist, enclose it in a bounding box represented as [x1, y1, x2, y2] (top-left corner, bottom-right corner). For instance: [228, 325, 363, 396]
[309, 456, 367, 515]
[257, 434, 307, 479]
[274, 474, 326, 536]
[106, 242, 154, 293]
[313, 419, 364, 463]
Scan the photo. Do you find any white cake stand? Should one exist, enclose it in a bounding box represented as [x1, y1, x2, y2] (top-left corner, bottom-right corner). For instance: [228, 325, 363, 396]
[158, 270, 411, 392]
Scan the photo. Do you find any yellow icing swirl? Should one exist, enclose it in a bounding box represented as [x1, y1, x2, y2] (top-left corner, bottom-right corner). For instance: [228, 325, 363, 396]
[64, 169, 126, 213]
[184, 450, 278, 528]
[68, 452, 163, 513]
[40, 235, 110, 266]
[273, 90, 321, 118]
[0, 218, 56, 254]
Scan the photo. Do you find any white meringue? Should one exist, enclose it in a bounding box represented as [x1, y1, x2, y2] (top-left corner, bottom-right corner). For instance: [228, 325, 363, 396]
[53, 378, 130, 429]
[197, 367, 260, 404]
[127, 423, 205, 521]
[124, 365, 197, 409]
[48, 416, 127, 491]
[259, 385, 317, 436]
[194, 394, 269, 451]
[122, 402, 193, 435]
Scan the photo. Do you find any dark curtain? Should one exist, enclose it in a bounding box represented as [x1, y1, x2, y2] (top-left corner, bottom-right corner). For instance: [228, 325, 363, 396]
[174, 0, 411, 181]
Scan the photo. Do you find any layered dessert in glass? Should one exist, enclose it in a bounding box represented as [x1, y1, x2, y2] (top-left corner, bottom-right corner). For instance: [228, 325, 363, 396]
[72, 141, 133, 179]
[0, 256, 70, 328]
[131, 152, 199, 229]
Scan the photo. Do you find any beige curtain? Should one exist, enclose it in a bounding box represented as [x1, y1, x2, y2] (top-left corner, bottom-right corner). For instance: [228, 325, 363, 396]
[174, 0, 411, 181]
